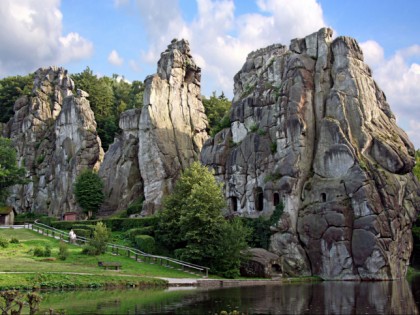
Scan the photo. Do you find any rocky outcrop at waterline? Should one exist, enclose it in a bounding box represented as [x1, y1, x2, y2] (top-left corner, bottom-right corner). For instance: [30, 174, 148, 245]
[200, 28, 420, 280]
[3, 67, 104, 216]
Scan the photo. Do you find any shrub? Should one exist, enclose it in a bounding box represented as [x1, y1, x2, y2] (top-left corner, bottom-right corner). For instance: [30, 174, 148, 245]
[126, 197, 144, 216]
[82, 222, 110, 256]
[58, 241, 69, 260]
[126, 226, 154, 241]
[81, 245, 97, 256]
[242, 202, 284, 249]
[10, 237, 19, 244]
[50, 217, 159, 231]
[135, 235, 155, 254]
[270, 141, 277, 154]
[0, 239, 8, 248]
[33, 245, 52, 257]
[0, 237, 9, 248]
[33, 247, 45, 257]
[38, 216, 54, 226]
[72, 224, 95, 233]
[73, 228, 91, 239]
[249, 123, 259, 133]
[210, 114, 231, 137]
[44, 245, 52, 257]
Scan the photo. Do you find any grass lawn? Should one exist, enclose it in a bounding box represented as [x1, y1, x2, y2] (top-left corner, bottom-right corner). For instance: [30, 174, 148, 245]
[0, 228, 200, 289]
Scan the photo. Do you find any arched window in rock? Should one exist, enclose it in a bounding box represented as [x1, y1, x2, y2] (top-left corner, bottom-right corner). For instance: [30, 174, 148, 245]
[255, 187, 264, 212]
[321, 192, 327, 202]
[230, 197, 238, 212]
[273, 192, 280, 207]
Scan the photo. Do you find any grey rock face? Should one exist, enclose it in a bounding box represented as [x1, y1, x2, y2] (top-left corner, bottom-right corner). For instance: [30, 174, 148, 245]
[98, 39, 208, 215]
[240, 248, 283, 278]
[201, 28, 420, 280]
[5, 66, 104, 217]
[138, 39, 208, 214]
[99, 109, 143, 213]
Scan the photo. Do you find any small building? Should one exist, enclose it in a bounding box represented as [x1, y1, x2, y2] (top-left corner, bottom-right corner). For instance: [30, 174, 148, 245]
[63, 212, 77, 221]
[0, 206, 15, 225]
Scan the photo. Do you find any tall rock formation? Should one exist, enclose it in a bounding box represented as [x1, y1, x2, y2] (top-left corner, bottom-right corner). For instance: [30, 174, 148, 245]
[4, 66, 104, 217]
[138, 39, 208, 214]
[99, 39, 208, 214]
[201, 28, 420, 280]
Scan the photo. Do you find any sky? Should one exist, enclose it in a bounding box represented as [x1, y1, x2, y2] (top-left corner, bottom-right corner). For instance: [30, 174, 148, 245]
[1, 0, 420, 147]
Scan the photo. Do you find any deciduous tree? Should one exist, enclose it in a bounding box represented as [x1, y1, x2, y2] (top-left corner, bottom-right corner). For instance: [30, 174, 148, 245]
[74, 169, 104, 218]
[157, 162, 250, 277]
[0, 137, 27, 204]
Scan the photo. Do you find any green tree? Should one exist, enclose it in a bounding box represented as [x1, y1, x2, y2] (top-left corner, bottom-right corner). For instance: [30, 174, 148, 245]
[0, 137, 27, 204]
[74, 169, 104, 219]
[157, 162, 250, 277]
[0, 74, 33, 123]
[71, 68, 145, 150]
[413, 150, 420, 181]
[202, 91, 231, 136]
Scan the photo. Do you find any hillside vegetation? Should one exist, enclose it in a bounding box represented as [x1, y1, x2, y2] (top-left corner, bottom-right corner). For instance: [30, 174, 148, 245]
[0, 228, 197, 290]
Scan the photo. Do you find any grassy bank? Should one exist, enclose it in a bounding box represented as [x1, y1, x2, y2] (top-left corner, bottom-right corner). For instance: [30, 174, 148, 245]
[0, 228, 199, 289]
[0, 273, 166, 290]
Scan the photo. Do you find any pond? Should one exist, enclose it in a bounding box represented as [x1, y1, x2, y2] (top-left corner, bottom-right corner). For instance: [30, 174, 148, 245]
[36, 276, 420, 314]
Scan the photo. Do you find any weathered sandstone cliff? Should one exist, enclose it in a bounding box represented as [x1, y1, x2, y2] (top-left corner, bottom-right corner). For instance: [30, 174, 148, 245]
[99, 39, 208, 214]
[201, 28, 420, 280]
[4, 66, 104, 217]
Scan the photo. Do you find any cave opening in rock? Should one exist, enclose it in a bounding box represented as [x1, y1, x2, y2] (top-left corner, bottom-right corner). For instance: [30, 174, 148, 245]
[321, 192, 326, 202]
[255, 187, 264, 212]
[272, 263, 282, 274]
[230, 197, 238, 212]
[273, 192, 280, 207]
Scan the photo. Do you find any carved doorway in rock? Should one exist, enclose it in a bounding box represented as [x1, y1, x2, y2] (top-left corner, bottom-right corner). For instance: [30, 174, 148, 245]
[255, 187, 264, 212]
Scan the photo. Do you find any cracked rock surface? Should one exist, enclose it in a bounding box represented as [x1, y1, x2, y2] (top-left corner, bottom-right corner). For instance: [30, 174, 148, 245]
[4, 66, 104, 217]
[201, 28, 420, 280]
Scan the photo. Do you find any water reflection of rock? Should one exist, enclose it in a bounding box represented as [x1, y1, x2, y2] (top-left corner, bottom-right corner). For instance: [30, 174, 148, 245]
[199, 281, 419, 314]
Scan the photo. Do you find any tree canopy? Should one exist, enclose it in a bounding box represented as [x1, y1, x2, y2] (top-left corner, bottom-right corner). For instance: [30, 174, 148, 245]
[71, 68, 145, 150]
[413, 150, 420, 181]
[157, 161, 250, 278]
[74, 169, 104, 218]
[201, 92, 231, 137]
[0, 74, 33, 123]
[0, 137, 27, 204]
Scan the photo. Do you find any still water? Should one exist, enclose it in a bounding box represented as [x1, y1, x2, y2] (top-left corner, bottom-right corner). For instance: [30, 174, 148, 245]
[38, 277, 420, 314]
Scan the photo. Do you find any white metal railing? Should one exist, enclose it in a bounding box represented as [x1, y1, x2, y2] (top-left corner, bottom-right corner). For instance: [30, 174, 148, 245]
[25, 221, 209, 277]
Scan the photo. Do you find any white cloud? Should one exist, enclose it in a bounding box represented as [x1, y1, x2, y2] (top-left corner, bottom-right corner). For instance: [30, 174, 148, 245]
[135, 0, 326, 96]
[114, 0, 130, 7]
[360, 40, 384, 67]
[108, 50, 124, 66]
[0, 0, 93, 77]
[361, 40, 420, 148]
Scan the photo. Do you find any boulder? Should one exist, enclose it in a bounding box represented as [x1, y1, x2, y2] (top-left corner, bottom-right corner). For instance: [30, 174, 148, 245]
[240, 248, 282, 278]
